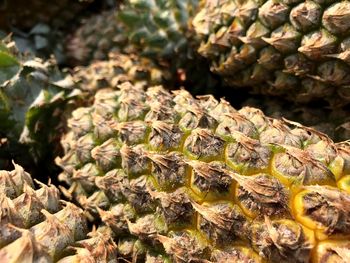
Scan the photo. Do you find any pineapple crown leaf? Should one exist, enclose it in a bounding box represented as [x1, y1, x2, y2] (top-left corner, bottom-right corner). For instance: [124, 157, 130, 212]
[0, 37, 80, 164]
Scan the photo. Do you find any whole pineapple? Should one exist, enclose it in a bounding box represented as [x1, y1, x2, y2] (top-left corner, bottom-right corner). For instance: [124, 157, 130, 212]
[0, 162, 92, 262]
[56, 81, 350, 263]
[66, 0, 199, 66]
[65, 10, 127, 66]
[65, 0, 219, 94]
[193, 0, 350, 106]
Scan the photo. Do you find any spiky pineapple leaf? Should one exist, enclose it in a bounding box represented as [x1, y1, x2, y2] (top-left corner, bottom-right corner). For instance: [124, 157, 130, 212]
[0, 50, 19, 67]
[0, 44, 20, 82]
[0, 37, 78, 164]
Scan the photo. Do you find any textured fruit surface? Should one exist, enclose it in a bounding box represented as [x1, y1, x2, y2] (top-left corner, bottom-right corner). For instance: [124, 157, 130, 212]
[0, 162, 89, 262]
[65, 10, 125, 66]
[71, 52, 172, 97]
[56, 82, 350, 262]
[116, 0, 199, 60]
[66, 0, 199, 66]
[193, 0, 350, 106]
[65, 1, 218, 94]
[241, 96, 350, 142]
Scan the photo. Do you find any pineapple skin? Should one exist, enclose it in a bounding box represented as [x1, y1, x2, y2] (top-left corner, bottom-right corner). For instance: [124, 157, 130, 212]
[66, 0, 199, 66]
[65, 10, 126, 66]
[241, 96, 350, 142]
[56, 81, 350, 263]
[0, 162, 92, 262]
[193, 0, 350, 107]
[65, 0, 219, 94]
[71, 52, 173, 96]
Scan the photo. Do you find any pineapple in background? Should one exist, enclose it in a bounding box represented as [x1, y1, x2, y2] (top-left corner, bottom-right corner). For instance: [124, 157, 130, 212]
[193, 0, 350, 107]
[56, 80, 350, 263]
[65, 10, 127, 66]
[71, 52, 173, 97]
[65, 0, 219, 94]
[66, 0, 199, 66]
[241, 96, 350, 142]
[65, 0, 350, 124]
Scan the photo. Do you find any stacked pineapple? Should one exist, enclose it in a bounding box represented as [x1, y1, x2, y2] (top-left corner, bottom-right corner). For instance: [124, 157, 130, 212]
[0, 1, 349, 262]
[65, 0, 350, 107]
[0, 163, 97, 262]
[71, 52, 172, 96]
[65, 0, 219, 94]
[66, 0, 199, 66]
[241, 96, 350, 142]
[56, 81, 350, 262]
[63, 0, 350, 133]
[193, 0, 350, 106]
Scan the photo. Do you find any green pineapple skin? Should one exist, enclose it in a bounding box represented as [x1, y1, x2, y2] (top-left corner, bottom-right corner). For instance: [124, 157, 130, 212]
[65, 0, 200, 66]
[56, 81, 350, 263]
[65, 10, 125, 66]
[65, 1, 219, 94]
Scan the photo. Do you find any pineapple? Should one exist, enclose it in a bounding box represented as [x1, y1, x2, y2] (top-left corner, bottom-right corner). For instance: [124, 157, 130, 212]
[0, 37, 78, 167]
[56, 81, 350, 263]
[0, 162, 161, 262]
[71, 52, 172, 97]
[65, 1, 218, 93]
[116, 0, 199, 62]
[1, 1, 117, 65]
[56, 226, 119, 263]
[0, 162, 90, 262]
[65, 10, 127, 66]
[66, 0, 199, 66]
[193, 0, 350, 106]
[241, 96, 350, 142]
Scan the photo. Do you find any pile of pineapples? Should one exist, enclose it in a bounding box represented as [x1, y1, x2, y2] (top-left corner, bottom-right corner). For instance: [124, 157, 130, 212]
[0, 0, 349, 262]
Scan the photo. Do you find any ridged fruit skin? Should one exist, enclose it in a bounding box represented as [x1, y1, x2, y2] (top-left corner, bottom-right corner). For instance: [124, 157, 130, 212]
[65, 10, 126, 66]
[0, 162, 90, 262]
[116, 0, 199, 61]
[241, 97, 350, 142]
[56, 81, 350, 263]
[66, 0, 199, 66]
[71, 52, 172, 97]
[117, 0, 219, 94]
[56, 226, 119, 263]
[0, 38, 78, 166]
[65, 1, 218, 94]
[193, 0, 350, 107]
